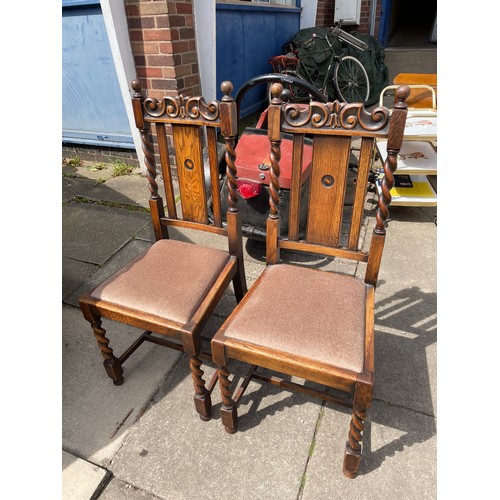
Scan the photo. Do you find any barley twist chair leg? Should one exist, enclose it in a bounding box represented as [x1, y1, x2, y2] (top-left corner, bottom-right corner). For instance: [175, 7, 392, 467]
[189, 355, 212, 421]
[217, 366, 238, 433]
[343, 405, 367, 478]
[91, 319, 124, 386]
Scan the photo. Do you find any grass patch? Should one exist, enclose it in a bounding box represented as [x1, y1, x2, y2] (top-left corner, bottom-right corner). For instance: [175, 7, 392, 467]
[308, 438, 317, 457]
[62, 155, 84, 168]
[112, 160, 136, 177]
[72, 196, 150, 213]
[87, 162, 108, 172]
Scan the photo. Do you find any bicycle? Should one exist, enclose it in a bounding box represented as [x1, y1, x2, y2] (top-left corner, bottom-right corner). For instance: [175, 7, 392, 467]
[268, 21, 371, 104]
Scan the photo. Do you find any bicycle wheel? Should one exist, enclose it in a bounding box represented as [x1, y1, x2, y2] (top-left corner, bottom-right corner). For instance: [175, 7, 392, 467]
[333, 56, 370, 103]
[267, 71, 313, 104]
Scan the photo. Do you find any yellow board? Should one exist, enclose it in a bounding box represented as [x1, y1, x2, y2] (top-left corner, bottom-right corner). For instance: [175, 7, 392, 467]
[391, 181, 435, 198]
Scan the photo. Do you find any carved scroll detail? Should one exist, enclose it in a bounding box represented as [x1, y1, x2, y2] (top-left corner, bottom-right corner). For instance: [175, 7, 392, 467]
[143, 95, 220, 122]
[283, 101, 389, 132]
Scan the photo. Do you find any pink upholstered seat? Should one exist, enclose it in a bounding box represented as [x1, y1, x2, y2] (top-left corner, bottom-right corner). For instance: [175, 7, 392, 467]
[91, 239, 231, 325]
[223, 264, 368, 373]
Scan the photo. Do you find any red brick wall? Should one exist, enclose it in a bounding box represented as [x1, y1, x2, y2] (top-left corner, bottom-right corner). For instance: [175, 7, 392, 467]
[316, 0, 335, 26]
[124, 0, 200, 100]
[123, 0, 201, 169]
[315, 0, 381, 38]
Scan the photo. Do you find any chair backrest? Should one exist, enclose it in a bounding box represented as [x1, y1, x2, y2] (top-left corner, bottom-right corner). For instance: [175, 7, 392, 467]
[265, 83, 410, 287]
[130, 80, 242, 252]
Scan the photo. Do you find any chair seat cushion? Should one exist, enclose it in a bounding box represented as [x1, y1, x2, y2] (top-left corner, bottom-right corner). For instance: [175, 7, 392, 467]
[224, 264, 368, 373]
[91, 239, 231, 325]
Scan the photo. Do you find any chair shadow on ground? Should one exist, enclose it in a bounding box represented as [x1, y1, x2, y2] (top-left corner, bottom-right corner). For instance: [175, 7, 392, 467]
[205, 285, 436, 477]
[245, 238, 336, 270]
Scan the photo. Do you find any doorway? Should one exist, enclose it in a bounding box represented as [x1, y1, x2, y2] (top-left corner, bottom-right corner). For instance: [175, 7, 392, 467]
[379, 0, 437, 48]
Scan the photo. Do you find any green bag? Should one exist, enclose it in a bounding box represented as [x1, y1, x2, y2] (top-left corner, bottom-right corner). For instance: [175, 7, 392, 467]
[290, 28, 388, 106]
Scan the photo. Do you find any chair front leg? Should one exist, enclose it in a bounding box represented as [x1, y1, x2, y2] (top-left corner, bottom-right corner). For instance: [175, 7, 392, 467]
[189, 355, 212, 421]
[343, 375, 373, 478]
[218, 366, 238, 433]
[343, 404, 368, 478]
[91, 318, 124, 386]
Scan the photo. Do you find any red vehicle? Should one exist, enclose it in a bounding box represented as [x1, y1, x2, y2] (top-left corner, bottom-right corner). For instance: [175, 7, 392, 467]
[219, 74, 326, 239]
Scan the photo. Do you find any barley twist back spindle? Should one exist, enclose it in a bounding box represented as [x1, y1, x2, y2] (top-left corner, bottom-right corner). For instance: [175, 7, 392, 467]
[375, 85, 410, 234]
[269, 83, 283, 219]
[131, 79, 160, 201]
[220, 81, 239, 213]
[225, 137, 238, 212]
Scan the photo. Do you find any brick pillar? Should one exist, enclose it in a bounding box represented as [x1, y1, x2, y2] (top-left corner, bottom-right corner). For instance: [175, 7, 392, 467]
[125, 0, 200, 100]
[124, 0, 201, 169]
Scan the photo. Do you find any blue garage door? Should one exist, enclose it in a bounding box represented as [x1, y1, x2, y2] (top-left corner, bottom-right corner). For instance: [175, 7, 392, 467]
[216, 1, 301, 117]
[62, 0, 133, 148]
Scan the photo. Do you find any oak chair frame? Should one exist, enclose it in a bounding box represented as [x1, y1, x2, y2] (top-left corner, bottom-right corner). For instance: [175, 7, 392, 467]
[79, 80, 247, 421]
[211, 84, 409, 477]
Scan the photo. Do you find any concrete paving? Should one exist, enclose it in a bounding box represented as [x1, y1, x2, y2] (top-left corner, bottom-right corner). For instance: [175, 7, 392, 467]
[62, 48, 437, 499]
[62, 451, 109, 500]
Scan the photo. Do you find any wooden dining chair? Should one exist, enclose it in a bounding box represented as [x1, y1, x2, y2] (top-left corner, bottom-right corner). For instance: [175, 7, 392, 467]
[211, 83, 409, 477]
[79, 80, 247, 421]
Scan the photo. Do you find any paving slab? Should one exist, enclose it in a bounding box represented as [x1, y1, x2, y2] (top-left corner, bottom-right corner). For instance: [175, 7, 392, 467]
[62, 305, 182, 467]
[109, 357, 321, 500]
[85, 174, 163, 209]
[384, 48, 437, 83]
[386, 205, 436, 224]
[62, 450, 109, 500]
[64, 239, 153, 306]
[378, 218, 436, 297]
[62, 161, 119, 182]
[99, 478, 161, 499]
[63, 256, 99, 300]
[63, 176, 100, 203]
[62, 203, 151, 265]
[358, 214, 437, 299]
[374, 292, 436, 416]
[301, 400, 436, 499]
